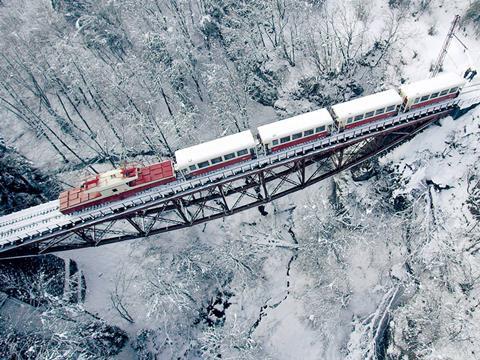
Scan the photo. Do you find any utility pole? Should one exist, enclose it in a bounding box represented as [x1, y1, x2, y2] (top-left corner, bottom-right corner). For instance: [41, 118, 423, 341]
[431, 15, 461, 77]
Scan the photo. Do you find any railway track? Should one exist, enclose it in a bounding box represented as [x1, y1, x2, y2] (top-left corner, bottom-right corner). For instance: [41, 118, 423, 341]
[0, 201, 58, 228]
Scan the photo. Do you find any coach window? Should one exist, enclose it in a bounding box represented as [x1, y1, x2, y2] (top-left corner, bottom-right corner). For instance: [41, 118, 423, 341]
[304, 129, 314, 136]
[439, 89, 449, 96]
[449, 87, 458, 94]
[189, 165, 197, 171]
[354, 114, 364, 122]
[292, 132, 302, 140]
[224, 152, 235, 160]
[237, 149, 248, 156]
[346, 117, 353, 124]
[386, 105, 396, 112]
[315, 126, 325, 132]
[414, 98, 420, 104]
[280, 136, 291, 144]
[211, 157, 222, 164]
[420, 95, 430, 102]
[272, 139, 279, 146]
[375, 108, 385, 115]
[365, 111, 374, 118]
[198, 161, 210, 168]
[430, 92, 439, 99]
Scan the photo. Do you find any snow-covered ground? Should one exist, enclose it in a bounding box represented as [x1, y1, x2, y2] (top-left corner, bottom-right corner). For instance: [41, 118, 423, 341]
[63, 11, 480, 360]
[2, 0, 480, 358]
[60, 103, 479, 358]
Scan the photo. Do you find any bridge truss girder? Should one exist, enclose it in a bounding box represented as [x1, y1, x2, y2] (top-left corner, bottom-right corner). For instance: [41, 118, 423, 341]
[0, 108, 454, 259]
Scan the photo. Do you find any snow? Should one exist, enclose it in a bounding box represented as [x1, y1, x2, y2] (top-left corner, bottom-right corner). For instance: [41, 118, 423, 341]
[331, 89, 403, 120]
[56, 2, 480, 356]
[399, 72, 466, 98]
[256, 296, 323, 360]
[2, 0, 480, 358]
[174, 130, 256, 170]
[381, 107, 480, 231]
[398, 1, 480, 81]
[257, 108, 333, 143]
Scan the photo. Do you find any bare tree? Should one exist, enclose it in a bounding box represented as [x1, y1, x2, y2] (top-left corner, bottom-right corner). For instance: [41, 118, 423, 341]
[110, 269, 135, 324]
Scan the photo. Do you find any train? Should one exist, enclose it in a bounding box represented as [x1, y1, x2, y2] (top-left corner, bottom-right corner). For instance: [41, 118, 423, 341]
[59, 72, 466, 214]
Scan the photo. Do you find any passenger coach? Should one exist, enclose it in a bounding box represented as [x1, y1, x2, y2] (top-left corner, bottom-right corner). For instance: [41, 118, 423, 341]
[399, 72, 465, 111]
[174, 130, 257, 176]
[331, 89, 403, 130]
[257, 108, 334, 152]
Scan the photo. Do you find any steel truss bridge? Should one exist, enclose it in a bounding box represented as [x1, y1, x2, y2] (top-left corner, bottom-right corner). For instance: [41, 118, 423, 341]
[0, 96, 478, 259]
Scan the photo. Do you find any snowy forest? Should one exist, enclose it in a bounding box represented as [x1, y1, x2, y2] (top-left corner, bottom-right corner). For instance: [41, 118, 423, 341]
[0, 0, 480, 358]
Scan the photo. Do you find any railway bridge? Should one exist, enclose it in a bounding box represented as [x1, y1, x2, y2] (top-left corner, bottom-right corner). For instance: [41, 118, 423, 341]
[0, 94, 479, 259]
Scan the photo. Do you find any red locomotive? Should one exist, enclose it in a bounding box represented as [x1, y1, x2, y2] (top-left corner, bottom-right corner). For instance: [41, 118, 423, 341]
[59, 161, 175, 214]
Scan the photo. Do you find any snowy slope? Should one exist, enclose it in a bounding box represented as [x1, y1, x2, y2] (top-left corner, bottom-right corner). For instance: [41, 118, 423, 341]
[46, 0, 480, 358]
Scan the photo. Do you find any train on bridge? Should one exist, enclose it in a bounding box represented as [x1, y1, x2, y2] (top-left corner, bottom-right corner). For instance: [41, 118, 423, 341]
[60, 72, 466, 214]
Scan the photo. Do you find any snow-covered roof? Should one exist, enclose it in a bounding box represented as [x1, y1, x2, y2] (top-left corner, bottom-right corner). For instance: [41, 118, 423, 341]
[399, 72, 466, 99]
[175, 130, 256, 169]
[331, 89, 403, 120]
[257, 108, 334, 143]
